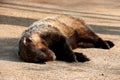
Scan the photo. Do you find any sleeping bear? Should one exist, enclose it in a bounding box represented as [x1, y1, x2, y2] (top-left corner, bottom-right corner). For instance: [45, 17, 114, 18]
[18, 15, 114, 63]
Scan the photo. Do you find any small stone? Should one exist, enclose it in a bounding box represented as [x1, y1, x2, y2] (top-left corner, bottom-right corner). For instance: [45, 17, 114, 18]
[101, 73, 104, 76]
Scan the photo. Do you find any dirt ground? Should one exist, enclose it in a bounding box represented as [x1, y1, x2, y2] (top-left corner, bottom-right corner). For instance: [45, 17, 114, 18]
[0, 0, 120, 80]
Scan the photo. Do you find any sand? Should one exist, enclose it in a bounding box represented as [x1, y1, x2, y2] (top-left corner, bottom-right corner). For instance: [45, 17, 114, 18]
[0, 0, 120, 80]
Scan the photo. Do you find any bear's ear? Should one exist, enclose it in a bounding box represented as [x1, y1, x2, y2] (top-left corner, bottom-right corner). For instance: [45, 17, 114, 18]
[23, 37, 33, 45]
[23, 33, 40, 45]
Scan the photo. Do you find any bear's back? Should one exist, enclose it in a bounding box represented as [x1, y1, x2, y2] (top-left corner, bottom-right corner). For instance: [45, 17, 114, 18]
[41, 15, 90, 38]
[40, 16, 75, 38]
[22, 15, 88, 40]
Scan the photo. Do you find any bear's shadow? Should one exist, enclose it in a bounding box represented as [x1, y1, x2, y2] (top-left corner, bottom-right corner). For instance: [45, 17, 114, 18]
[0, 38, 22, 62]
[0, 38, 90, 63]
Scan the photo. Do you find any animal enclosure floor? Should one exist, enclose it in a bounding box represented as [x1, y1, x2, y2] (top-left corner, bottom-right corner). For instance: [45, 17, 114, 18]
[0, 0, 120, 80]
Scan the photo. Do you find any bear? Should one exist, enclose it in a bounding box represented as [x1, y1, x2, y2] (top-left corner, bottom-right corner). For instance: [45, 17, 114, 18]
[18, 15, 114, 63]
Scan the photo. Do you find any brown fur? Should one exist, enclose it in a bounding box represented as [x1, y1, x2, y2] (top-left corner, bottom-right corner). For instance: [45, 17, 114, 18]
[18, 15, 114, 63]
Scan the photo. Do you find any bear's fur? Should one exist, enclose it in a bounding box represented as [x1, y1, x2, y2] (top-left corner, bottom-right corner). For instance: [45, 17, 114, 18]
[18, 15, 114, 63]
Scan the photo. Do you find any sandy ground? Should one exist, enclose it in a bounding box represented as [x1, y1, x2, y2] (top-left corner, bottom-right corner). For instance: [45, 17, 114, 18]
[0, 0, 120, 80]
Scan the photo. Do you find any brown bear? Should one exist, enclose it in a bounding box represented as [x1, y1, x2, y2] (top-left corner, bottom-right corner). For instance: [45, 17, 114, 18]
[18, 15, 114, 63]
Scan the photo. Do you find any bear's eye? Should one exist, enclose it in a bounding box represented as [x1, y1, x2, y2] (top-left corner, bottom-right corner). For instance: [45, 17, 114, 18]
[41, 48, 47, 52]
[41, 40, 48, 46]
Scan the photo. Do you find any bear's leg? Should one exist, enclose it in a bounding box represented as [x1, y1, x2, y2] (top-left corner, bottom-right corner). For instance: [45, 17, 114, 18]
[95, 38, 114, 49]
[77, 42, 96, 48]
[50, 36, 77, 62]
[104, 40, 114, 48]
[50, 36, 90, 62]
[77, 38, 114, 49]
[74, 52, 90, 62]
[75, 25, 114, 49]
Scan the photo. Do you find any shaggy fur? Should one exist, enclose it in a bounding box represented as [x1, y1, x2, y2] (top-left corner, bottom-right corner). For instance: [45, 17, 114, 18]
[18, 15, 114, 63]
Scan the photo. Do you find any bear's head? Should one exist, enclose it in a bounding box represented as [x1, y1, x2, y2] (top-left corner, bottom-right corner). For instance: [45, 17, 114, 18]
[19, 33, 56, 63]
